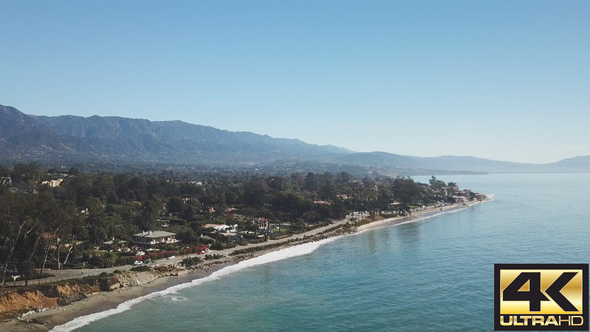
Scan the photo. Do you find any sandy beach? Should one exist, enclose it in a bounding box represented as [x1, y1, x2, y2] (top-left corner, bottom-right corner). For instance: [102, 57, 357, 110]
[0, 262, 233, 332]
[356, 197, 490, 233]
[1, 197, 491, 332]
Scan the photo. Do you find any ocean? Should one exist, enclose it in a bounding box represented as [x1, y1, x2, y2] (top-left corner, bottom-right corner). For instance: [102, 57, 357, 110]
[54, 173, 590, 332]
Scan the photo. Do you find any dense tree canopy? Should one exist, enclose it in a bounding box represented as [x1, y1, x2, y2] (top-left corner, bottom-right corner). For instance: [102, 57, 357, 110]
[0, 163, 473, 285]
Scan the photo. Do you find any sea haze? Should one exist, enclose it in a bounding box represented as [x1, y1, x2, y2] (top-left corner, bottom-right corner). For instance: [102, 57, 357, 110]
[65, 173, 589, 332]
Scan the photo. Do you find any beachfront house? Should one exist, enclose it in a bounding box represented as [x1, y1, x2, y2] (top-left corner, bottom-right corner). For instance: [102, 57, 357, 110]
[132, 231, 178, 247]
[452, 195, 467, 205]
[102, 239, 128, 251]
[204, 223, 237, 232]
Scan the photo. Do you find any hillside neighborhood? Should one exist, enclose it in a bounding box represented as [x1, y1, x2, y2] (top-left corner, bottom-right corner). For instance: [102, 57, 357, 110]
[0, 163, 486, 290]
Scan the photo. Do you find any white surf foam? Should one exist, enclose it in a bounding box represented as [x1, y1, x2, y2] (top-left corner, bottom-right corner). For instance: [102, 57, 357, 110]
[51, 199, 494, 331]
[50, 237, 338, 332]
[166, 295, 187, 302]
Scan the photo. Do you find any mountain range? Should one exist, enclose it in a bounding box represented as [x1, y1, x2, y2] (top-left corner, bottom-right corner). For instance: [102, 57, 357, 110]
[1, 104, 588, 174]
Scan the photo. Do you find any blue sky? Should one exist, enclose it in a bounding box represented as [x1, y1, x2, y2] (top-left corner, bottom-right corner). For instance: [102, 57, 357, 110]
[1, 0, 588, 164]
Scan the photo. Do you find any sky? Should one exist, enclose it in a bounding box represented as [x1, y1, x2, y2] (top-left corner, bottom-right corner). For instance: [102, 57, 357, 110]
[1, 0, 589, 164]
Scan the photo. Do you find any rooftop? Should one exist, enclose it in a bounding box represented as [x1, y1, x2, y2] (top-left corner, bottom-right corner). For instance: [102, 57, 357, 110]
[103, 240, 127, 245]
[133, 231, 176, 238]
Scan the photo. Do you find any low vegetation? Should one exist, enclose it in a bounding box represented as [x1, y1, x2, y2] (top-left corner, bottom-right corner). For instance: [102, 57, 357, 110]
[130, 266, 152, 272]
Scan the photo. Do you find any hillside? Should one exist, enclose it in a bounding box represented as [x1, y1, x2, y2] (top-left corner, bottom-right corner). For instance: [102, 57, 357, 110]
[330, 153, 590, 173]
[1, 104, 588, 174]
[1, 105, 350, 165]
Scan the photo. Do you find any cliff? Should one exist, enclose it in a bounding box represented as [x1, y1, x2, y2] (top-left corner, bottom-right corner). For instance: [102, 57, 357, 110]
[0, 269, 161, 319]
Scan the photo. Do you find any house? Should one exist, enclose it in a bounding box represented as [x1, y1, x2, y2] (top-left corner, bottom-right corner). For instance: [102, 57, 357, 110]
[102, 239, 127, 251]
[254, 218, 268, 228]
[224, 207, 238, 217]
[41, 179, 63, 187]
[204, 224, 236, 232]
[452, 195, 467, 204]
[132, 231, 178, 247]
[0, 177, 12, 186]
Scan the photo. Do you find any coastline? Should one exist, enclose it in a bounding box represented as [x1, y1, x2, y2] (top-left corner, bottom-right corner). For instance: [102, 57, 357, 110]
[356, 195, 492, 233]
[1, 196, 492, 332]
[1, 260, 237, 332]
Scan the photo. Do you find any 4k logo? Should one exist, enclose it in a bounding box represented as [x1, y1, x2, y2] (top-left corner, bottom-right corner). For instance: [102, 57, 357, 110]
[495, 264, 588, 331]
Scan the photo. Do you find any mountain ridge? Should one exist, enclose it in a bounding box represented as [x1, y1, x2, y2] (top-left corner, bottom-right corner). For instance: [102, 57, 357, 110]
[1, 104, 588, 174]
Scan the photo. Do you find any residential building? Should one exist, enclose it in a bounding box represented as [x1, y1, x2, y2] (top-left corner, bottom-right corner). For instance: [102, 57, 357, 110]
[132, 231, 178, 247]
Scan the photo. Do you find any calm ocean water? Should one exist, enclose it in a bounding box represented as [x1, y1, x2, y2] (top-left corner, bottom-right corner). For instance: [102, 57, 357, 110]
[58, 173, 589, 332]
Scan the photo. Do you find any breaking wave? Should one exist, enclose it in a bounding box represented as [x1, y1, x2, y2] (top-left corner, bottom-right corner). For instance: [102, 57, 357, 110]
[50, 237, 338, 332]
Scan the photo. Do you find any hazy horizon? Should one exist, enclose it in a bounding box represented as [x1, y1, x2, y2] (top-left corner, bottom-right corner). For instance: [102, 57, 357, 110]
[2, 1, 588, 164]
[4, 106, 581, 165]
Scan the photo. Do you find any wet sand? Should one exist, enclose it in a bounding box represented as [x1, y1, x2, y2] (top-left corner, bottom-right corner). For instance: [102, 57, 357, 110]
[0, 264, 231, 332]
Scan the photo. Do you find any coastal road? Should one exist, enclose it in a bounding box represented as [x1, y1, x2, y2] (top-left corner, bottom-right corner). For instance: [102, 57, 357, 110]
[4, 213, 359, 287]
[155, 212, 360, 266]
[5, 201, 477, 287]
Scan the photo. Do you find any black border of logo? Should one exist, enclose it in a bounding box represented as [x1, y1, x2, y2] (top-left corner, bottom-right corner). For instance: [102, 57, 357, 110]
[495, 264, 589, 331]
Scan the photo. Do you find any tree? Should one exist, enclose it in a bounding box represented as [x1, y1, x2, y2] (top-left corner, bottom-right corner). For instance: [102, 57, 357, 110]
[68, 167, 80, 176]
[394, 178, 422, 212]
[86, 197, 107, 245]
[243, 221, 259, 236]
[61, 205, 86, 268]
[18, 260, 36, 287]
[336, 172, 353, 184]
[92, 174, 118, 203]
[127, 176, 149, 201]
[265, 176, 289, 192]
[167, 197, 185, 216]
[304, 172, 319, 191]
[173, 226, 199, 244]
[0, 164, 9, 177]
[10, 163, 40, 184]
[37, 199, 74, 274]
[136, 200, 161, 230]
[102, 251, 114, 268]
[22, 193, 61, 276]
[290, 173, 304, 190]
[429, 176, 446, 190]
[0, 193, 34, 286]
[183, 205, 197, 221]
[243, 177, 269, 209]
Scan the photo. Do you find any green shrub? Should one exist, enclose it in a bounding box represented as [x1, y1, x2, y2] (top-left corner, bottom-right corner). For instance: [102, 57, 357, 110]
[130, 266, 151, 272]
[181, 257, 202, 267]
[210, 242, 224, 250]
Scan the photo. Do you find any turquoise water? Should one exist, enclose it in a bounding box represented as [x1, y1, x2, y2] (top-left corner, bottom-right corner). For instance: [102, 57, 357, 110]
[59, 174, 589, 331]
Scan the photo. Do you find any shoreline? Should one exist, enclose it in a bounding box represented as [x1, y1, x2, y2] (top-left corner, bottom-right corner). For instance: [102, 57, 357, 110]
[1, 259, 241, 332]
[356, 195, 492, 233]
[1, 196, 492, 332]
